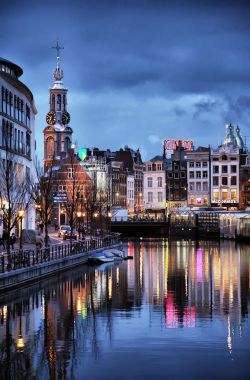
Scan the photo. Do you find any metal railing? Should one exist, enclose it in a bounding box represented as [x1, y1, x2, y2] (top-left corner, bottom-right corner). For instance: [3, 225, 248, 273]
[0, 234, 121, 274]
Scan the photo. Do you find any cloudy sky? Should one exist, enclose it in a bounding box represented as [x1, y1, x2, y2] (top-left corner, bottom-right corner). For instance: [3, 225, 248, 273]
[1, 0, 250, 160]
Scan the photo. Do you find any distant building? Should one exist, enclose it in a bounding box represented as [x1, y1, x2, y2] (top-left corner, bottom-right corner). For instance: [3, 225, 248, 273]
[143, 156, 166, 218]
[210, 124, 245, 210]
[0, 57, 37, 231]
[165, 145, 188, 212]
[186, 147, 210, 207]
[127, 174, 135, 214]
[239, 152, 250, 210]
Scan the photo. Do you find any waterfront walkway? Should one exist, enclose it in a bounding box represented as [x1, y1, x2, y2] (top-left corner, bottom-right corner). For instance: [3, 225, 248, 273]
[0, 232, 122, 292]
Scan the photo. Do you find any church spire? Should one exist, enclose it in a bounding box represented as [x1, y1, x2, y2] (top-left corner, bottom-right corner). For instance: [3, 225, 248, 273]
[52, 41, 64, 81]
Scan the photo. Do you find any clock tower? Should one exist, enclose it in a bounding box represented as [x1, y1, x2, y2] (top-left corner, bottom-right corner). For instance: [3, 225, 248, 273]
[43, 42, 73, 170]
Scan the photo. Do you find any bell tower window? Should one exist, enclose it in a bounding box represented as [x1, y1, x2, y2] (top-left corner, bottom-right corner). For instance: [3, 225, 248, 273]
[57, 94, 61, 111]
[52, 94, 55, 110]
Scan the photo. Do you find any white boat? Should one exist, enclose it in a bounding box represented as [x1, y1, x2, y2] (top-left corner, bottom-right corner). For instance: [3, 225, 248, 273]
[88, 248, 125, 264]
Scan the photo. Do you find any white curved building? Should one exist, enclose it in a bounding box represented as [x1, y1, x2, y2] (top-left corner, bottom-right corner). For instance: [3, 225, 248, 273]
[0, 58, 37, 232]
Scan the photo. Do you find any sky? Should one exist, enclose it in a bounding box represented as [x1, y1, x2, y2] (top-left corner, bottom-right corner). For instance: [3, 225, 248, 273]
[1, 0, 250, 161]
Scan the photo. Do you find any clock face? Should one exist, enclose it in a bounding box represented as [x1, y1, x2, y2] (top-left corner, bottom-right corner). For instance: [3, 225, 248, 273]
[62, 111, 71, 125]
[46, 111, 56, 125]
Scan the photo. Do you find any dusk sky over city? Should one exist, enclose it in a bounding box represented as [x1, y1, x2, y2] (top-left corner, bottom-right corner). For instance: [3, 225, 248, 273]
[1, 0, 250, 160]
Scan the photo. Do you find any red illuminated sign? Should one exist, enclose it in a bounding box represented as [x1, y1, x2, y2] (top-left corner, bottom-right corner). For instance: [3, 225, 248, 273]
[164, 139, 193, 151]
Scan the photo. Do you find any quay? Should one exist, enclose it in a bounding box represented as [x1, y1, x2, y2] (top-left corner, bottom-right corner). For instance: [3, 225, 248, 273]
[111, 211, 250, 241]
[0, 234, 121, 292]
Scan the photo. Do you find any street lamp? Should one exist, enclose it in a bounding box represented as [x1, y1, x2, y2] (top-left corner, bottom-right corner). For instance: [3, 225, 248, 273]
[18, 210, 24, 250]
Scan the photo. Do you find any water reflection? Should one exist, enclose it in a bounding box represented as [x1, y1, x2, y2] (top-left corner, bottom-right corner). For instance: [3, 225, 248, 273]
[0, 240, 249, 379]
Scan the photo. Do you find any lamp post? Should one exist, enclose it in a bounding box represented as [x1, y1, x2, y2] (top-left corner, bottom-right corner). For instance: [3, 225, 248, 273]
[18, 210, 24, 250]
[77, 211, 82, 239]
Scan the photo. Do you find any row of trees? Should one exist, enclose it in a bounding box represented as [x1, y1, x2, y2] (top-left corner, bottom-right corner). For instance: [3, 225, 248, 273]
[0, 142, 110, 259]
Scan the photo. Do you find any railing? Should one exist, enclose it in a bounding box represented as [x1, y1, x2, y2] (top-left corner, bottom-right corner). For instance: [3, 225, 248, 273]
[0, 234, 121, 274]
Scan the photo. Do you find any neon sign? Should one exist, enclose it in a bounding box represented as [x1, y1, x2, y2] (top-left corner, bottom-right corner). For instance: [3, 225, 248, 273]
[164, 139, 193, 151]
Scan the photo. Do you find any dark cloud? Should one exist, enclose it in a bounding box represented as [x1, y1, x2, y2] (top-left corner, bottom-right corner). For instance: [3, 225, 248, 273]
[1, 0, 250, 159]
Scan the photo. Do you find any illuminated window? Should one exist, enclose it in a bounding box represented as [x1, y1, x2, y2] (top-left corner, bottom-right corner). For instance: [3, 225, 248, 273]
[222, 190, 228, 200]
[204, 197, 208, 204]
[231, 190, 237, 200]
[213, 190, 219, 201]
[203, 171, 208, 178]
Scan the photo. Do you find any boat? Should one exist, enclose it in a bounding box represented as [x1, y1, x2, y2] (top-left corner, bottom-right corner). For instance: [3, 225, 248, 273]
[88, 248, 125, 264]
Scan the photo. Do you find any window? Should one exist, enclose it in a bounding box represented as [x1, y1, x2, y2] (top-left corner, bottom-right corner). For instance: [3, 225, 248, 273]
[189, 171, 194, 178]
[189, 162, 194, 168]
[231, 190, 237, 200]
[213, 177, 219, 186]
[203, 171, 208, 178]
[203, 182, 208, 191]
[196, 182, 201, 191]
[231, 165, 237, 173]
[168, 172, 173, 178]
[189, 182, 194, 191]
[147, 164, 152, 171]
[148, 192, 153, 203]
[158, 192, 163, 202]
[213, 190, 219, 201]
[68, 167, 74, 179]
[190, 197, 195, 205]
[222, 189, 228, 200]
[147, 177, 152, 187]
[157, 164, 162, 171]
[222, 177, 228, 186]
[222, 165, 228, 173]
[58, 185, 66, 191]
[174, 172, 179, 179]
[231, 176, 237, 186]
[203, 162, 207, 167]
[196, 162, 201, 167]
[180, 172, 186, 178]
[157, 177, 162, 187]
[204, 197, 208, 204]
[213, 166, 219, 174]
[196, 171, 201, 178]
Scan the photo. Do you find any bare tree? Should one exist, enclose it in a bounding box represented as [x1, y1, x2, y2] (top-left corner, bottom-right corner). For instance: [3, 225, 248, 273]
[0, 136, 32, 258]
[60, 150, 91, 241]
[31, 157, 56, 248]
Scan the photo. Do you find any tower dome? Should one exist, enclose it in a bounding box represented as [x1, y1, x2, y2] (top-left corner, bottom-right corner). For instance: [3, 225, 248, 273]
[235, 126, 244, 149]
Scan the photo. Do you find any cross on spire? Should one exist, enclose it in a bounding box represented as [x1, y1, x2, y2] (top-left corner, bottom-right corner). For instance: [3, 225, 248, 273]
[52, 41, 64, 58]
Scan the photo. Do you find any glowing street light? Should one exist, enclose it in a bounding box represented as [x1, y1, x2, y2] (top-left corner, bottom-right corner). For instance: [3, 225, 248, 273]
[18, 210, 24, 250]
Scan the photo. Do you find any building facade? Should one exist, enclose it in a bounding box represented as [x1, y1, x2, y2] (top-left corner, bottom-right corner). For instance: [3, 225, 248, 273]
[186, 147, 210, 207]
[165, 146, 188, 212]
[143, 156, 166, 218]
[211, 124, 244, 210]
[0, 57, 37, 232]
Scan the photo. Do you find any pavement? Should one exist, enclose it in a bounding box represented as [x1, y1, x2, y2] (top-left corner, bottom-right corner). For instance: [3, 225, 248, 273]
[0, 228, 72, 254]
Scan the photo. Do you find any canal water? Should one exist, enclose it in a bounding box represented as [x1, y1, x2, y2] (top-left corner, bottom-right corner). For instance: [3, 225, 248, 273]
[0, 239, 250, 380]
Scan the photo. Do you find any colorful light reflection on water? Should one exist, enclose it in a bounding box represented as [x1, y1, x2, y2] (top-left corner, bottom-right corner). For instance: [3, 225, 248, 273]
[0, 239, 250, 380]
